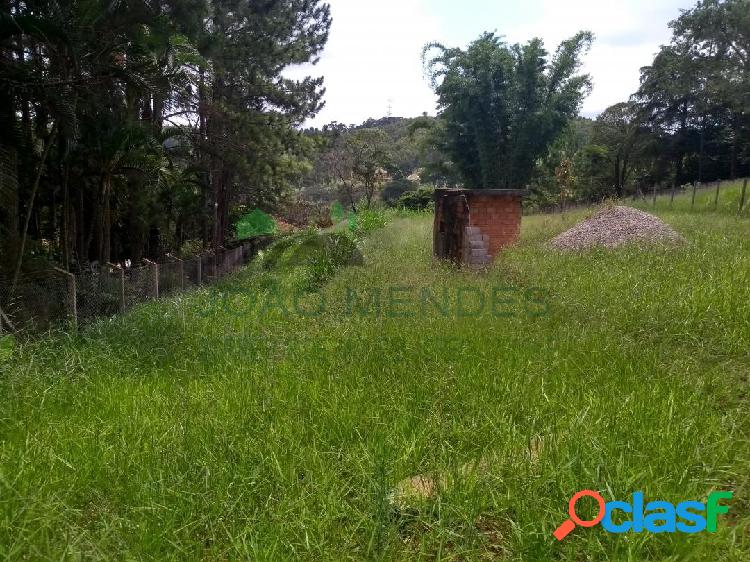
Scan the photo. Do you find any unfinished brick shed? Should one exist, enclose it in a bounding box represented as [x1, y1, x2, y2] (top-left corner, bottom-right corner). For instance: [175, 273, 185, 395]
[433, 189, 524, 267]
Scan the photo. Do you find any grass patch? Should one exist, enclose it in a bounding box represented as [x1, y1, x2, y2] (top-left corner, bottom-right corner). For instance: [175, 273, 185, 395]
[1, 206, 749, 560]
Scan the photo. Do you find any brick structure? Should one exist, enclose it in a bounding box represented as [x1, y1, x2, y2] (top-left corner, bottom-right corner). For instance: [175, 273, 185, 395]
[433, 189, 524, 267]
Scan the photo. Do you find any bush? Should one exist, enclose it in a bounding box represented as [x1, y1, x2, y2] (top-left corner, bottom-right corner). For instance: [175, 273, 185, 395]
[381, 178, 415, 206]
[177, 239, 205, 258]
[235, 209, 277, 239]
[281, 200, 332, 228]
[398, 186, 434, 210]
[348, 209, 390, 237]
[256, 231, 362, 292]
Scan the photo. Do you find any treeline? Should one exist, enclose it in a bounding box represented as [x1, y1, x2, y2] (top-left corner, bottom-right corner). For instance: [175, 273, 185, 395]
[504, 0, 749, 206]
[2, 0, 748, 278]
[303, 0, 749, 210]
[298, 115, 451, 211]
[0, 0, 330, 277]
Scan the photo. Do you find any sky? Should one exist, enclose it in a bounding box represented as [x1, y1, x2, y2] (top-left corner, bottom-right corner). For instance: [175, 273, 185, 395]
[288, 0, 694, 128]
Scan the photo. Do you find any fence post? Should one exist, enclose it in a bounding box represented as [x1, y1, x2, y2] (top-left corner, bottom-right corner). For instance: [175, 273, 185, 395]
[197, 256, 202, 285]
[144, 259, 159, 298]
[120, 268, 126, 311]
[652, 185, 657, 208]
[172, 256, 184, 290]
[670, 183, 676, 208]
[740, 178, 748, 213]
[714, 180, 720, 209]
[107, 263, 126, 312]
[691, 181, 697, 210]
[54, 267, 77, 330]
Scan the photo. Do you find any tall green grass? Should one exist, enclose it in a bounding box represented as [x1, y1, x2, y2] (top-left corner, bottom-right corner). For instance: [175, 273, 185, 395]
[631, 179, 750, 217]
[1, 205, 749, 560]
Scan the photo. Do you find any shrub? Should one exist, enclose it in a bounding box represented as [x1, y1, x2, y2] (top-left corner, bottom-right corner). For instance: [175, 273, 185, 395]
[398, 187, 434, 211]
[348, 209, 390, 237]
[281, 200, 332, 228]
[381, 178, 415, 206]
[256, 231, 362, 292]
[235, 209, 277, 239]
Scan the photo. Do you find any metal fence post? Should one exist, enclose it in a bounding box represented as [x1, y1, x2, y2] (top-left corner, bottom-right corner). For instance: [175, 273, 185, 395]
[670, 183, 676, 208]
[144, 259, 159, 298]
[169, 256, 185, 291]
[120, 268, 126, 311]
[54, 267, 77, 329]
[740, 178, 748, 213]
[108, 263, 126, 312]
[652, 185, 657, 208]
[196, 257, 202, 285]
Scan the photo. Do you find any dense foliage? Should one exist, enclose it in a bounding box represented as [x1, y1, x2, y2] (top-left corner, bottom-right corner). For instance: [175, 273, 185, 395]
[530, 0, 750, 207]
[299, 116, 452, 212]
[2, 0, 749, 276]
[0, 0, 330, 276]
[423, 31, 593, 189]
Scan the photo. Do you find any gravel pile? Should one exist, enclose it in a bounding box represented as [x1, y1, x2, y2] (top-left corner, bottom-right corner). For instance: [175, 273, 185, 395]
[549, 206, 684, 250]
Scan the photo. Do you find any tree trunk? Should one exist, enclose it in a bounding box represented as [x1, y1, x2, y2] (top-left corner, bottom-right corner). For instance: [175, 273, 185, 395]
[730, 117, 738, 180]
[11, 129, 55, 291]
[613, 156, 622, 197]
[0, 79, 19, 269]
[698, 117, 705, 184]
[208, 68, 230, 248]
[96, 175, 113, 265]
[152, 92, 164, 134]
[62, 156, 71, 270]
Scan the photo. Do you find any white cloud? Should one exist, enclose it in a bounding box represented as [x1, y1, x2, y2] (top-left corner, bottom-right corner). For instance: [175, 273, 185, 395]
[290, 0, 689, 127]
[505, 0, 687, 115]
[288, 0, 440, 127]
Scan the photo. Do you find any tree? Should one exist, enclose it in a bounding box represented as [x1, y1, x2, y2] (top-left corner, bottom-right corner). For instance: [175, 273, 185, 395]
[592, 102, 650, 196]
[635, 0, 750, 184]
[310, 126, 391, 211]
[0, 0, 331, 278]
[670, 0, 749, 179]
[423, 31, 593, 189]
[347, 129, 391, 209]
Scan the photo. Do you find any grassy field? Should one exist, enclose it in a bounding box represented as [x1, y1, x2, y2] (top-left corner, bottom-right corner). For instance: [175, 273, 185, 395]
[1, 201, 750, 560]
[630, 178, 749, 216]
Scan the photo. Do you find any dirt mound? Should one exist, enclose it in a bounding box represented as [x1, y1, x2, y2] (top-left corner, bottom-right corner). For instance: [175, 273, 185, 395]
[549, 206, 684, 250]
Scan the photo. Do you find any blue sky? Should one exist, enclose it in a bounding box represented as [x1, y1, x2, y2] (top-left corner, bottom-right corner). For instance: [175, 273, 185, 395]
[290, 0, 693, 127]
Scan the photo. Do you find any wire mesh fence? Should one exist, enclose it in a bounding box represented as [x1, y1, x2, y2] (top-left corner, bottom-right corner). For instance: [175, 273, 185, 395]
[526, 177, 750, 215]
[0, 270, 74, 334]
[0, 236, 273, 336]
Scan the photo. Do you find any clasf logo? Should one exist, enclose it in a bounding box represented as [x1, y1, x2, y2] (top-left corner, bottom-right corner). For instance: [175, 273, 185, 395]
[553, 489, 733, 540]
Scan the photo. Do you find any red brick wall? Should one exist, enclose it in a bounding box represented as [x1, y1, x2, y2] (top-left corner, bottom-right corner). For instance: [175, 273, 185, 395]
[467, 194, 522, 257]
